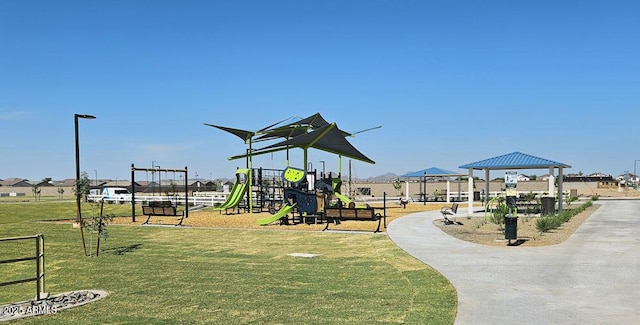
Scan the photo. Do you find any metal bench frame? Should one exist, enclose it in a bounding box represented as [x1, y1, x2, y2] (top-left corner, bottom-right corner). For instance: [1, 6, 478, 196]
[142, 201, 186, 226]
[323, 207, 383, 233]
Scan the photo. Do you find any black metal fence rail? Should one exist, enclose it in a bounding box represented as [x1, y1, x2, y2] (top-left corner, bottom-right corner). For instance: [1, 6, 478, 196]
[0, 234, 46, 300]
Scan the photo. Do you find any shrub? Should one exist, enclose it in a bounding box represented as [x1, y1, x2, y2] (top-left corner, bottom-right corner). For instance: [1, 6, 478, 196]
[564, 194, 578, 206]
[535, 216, 560, 232]
[535, 200, 592, 233]
[489, 199, 510, 226]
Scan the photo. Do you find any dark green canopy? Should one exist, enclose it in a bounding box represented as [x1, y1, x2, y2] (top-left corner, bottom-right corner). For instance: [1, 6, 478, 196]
[206, 113, 376, 165]
[230, 122, 375, 164]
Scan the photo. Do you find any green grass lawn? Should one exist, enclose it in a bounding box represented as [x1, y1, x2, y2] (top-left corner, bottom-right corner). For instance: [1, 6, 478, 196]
[0, 201, 456, 324]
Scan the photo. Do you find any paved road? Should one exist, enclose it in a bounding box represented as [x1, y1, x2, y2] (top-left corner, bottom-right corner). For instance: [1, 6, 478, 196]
[387, 200, 640, 324]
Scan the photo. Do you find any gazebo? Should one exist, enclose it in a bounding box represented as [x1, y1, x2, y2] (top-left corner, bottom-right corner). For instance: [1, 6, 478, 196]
[459, 151, 572, 216]
[401, 167, 466, 203]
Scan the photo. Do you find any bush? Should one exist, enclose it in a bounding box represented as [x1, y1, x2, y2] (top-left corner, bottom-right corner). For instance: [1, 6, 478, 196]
[489, 198, 510, 226]
[535, 216, 561, 232]
[535, 200, 592, 233]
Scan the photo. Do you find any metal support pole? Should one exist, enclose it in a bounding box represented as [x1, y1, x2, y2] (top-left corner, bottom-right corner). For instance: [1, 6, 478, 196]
[131, 163, 136, 222]
[185, 166, 189, 219]
[35, 234, 41, 300]
[75, 114, 95, 256]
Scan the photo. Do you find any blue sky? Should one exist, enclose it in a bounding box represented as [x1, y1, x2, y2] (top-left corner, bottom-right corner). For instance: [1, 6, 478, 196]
[1, 0, 639, 182]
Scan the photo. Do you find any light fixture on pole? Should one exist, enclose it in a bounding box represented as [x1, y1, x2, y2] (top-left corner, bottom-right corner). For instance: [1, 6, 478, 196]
[75, 113, 96, 256]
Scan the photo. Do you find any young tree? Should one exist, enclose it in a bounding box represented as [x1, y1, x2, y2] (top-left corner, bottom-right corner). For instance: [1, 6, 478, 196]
[392, 178, 402, 196]
[31, 183, 41, 201]
[73, 171, 92, 202]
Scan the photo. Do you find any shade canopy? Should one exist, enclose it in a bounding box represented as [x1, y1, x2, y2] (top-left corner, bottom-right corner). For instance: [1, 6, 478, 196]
[203, 124, 255, 142]
[204, 117, 294, 143]
[459, 151, 571, 170]
[254, 112, 352, 142]
[230, 122, 375, 164]
[401, 167, 466, 178]
[458, 151, 572, 215]
[206, 112, 376, 165]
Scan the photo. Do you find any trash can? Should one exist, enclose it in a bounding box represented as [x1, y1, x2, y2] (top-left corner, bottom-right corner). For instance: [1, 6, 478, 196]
[540, 197, 555, 216]
[504, 214, 517, 240]
[473, 191, 480, 201]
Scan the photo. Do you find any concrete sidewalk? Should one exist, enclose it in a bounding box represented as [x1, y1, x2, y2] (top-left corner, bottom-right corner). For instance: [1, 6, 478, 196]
[387, 200, 640, 324]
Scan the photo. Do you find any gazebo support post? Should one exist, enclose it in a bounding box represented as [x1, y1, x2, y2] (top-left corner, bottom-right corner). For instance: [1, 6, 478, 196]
[423, 174, 428, 205]
[558, 167, 564, 211]
[548, 167, 555, 197]
[467, 169, 474, 216]
[484, 169, 490, 206]
[405, 180, 409, 201]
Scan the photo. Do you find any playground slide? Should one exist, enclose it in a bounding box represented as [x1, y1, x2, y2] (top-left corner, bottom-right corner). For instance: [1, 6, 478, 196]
[214, 182, 248, 210]
[334, 192, 367, 209]
[256, 203, 295, 225]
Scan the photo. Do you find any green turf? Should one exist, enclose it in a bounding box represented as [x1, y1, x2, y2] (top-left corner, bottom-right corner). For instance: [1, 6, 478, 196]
[0, 202, 456, 324]
[0, 201, 135, 224]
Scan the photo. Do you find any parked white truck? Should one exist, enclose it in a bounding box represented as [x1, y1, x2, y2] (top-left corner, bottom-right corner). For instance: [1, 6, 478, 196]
[100, 187, 132, 204]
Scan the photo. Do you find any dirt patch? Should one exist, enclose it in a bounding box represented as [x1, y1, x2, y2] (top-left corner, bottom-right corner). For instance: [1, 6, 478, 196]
[109, 202, 451, 232]
[434, 204, 600, 246]
[107, 200, 599, 247]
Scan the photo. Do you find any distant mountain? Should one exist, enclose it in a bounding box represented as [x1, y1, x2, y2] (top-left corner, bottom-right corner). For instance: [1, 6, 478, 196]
[347, 172, 399, 183]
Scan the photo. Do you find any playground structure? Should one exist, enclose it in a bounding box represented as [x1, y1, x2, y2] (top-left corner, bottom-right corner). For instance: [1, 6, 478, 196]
[205, 113, 386, 231]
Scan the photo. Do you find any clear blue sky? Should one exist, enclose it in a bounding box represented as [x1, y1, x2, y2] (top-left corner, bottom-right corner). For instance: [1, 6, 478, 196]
[1, 0, 639, 182]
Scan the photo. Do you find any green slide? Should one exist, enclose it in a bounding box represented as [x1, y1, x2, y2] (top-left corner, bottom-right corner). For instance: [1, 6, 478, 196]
[334, 192, 367, 209]
[214, 169, 250, 211]
[256, 203, 295, 225]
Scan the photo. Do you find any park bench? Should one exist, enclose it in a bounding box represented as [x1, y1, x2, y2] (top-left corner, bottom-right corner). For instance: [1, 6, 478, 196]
[323, 207, 384, 233]
[142, 201, 186, 226]
[440, 202, 462, 225]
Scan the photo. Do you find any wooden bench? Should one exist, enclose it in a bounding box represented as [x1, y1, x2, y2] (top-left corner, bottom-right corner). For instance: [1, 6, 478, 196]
[323, 207, 384, 233]
[142, 201, 186, 226]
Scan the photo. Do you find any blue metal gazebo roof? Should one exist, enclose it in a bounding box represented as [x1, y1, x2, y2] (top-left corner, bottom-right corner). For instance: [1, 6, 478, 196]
[401, 167, 466, 178]
[459, 151, 571, 170]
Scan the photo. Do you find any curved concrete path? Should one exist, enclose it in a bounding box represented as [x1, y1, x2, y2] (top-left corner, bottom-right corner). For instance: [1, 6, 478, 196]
[387, 200, 640, 324]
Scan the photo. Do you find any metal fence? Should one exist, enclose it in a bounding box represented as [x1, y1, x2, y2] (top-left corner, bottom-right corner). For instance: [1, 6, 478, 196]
[0, 234, 46, 300]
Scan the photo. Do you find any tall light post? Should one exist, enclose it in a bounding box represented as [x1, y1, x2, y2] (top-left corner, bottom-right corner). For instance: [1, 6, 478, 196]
[75, 113, 96, 256]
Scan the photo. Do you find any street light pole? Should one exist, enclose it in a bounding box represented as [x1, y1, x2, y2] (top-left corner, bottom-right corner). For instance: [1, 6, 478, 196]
[75, 113, 96, 256]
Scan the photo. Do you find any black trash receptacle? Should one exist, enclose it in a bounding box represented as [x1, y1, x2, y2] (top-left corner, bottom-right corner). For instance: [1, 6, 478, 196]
[473, 191, 480, 201]
[541, 197, 555, 216]
[505, 214, 518, 240]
